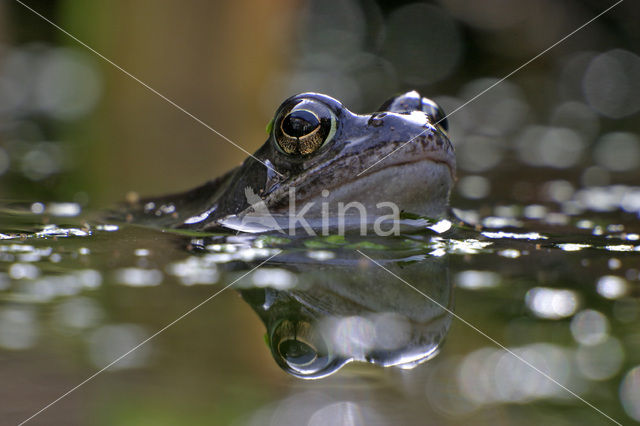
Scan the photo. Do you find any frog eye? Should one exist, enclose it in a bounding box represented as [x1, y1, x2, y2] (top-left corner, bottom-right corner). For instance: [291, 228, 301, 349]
[273, 101, 336, 156]
[421, 98, 448, 131]
[281, 110, 320, 138]
[378, 91, 448, 131]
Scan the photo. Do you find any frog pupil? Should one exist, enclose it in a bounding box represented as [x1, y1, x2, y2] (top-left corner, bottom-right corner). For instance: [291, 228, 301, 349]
[279, 339, 316, 365]
[282, 110, 320, 138]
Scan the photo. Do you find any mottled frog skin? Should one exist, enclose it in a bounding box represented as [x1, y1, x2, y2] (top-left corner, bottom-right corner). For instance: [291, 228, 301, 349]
[113, 91, 455, 231]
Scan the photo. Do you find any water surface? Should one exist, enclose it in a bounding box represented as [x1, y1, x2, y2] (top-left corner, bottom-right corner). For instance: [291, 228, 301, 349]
[1, 191, 639, 425]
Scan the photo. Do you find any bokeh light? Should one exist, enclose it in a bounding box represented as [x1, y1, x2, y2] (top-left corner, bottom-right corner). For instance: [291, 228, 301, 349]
[1, 1, 640, 425]
[620, 366, 640, 422]
[525, 287, 579, 319]
[583, 49, 640, 119]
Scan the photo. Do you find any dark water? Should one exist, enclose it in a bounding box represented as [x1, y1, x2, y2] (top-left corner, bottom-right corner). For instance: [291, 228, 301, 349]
[1, 191, 639, 426]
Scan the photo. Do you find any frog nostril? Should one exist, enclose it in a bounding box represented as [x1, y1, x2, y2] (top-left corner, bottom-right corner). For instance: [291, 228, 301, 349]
[368, 112, 387, 127]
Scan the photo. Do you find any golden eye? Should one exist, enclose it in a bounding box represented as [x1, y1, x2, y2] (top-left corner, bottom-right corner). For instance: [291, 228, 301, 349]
[274, 102, 336, 156]
[281, 110, 320, 138]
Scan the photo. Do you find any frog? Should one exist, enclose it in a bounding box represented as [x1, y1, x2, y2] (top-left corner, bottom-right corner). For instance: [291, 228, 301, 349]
[111, 91, 455, 232]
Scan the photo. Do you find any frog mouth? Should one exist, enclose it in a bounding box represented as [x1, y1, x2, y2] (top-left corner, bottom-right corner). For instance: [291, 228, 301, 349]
[357, 146, 456, 182]
[267, 157, 454, 219]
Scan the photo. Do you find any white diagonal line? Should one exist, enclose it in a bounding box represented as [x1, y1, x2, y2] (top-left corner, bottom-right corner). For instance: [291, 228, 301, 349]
[19, 250, 281, 425]
[356, 250, 622, 425]
[357, 0, 624, 177]
[13, 0, 284, 179]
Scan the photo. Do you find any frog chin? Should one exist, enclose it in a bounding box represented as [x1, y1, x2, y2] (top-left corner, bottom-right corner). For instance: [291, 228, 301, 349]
[296, 160, 454, 219]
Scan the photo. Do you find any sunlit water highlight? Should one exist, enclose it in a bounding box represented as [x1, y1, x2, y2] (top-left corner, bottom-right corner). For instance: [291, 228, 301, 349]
[1, 195, 639, 424]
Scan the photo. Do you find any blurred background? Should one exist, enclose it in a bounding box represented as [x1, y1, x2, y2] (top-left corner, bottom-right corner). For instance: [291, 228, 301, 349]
[1, 0, 639, 208]
[2, 1, 640, 425]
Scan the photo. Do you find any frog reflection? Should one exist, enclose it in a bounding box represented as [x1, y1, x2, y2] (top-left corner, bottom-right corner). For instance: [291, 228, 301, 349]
[238, 252, 452, 379]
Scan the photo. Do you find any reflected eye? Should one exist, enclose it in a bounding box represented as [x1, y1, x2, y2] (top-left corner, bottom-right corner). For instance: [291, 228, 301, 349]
[273, 100, 336, 156]
[278, 337, 317, 367]
[268, 317, 348, 378]
[273, 319, 322, 368]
